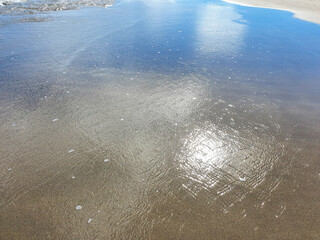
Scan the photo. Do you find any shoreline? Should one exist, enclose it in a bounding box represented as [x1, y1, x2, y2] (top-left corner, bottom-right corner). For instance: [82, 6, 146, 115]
[223, 0, 320, 24]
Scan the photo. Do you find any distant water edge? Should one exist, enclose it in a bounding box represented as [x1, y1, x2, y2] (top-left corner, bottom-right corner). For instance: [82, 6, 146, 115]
[0, 0, 114, 15]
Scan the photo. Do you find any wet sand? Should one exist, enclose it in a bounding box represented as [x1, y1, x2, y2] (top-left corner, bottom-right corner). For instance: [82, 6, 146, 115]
[1, 66, 320, 239]
[223, 0, 320, 24]
[1, 0, 320, 239]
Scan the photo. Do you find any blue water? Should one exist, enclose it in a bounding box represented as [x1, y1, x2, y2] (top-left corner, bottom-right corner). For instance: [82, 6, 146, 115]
[1, 0, 320, 95]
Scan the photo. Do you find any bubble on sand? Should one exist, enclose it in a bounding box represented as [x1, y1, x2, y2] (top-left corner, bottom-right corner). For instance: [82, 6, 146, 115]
[104, 159, 109, 162]
[98, 210, 101, 213]
[68, 149, 74, 153]
[120, 118, 124, 121]
[8, 168, 12, 171]
[52, 118, 59, 122]
[75, 205, 82, 210]
[66, 91, 70, 94]
[88, 218, 92, 224]
[11, 123, 16, 127]
[239, 177, 246, 182]
[72, 176, 75, 179]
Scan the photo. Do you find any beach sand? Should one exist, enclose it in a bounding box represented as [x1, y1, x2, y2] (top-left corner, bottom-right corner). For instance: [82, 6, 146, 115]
[223, 0, 320, 24]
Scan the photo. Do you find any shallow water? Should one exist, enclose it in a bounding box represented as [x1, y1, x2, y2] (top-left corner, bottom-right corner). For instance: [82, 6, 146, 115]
[1, 0, 320, 239]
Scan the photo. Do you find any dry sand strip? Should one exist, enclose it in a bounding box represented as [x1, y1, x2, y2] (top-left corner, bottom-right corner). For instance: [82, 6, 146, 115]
[223, 0, 320, 24]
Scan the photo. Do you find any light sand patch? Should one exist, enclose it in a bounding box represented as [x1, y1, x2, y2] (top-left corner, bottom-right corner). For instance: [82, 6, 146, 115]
[223, 0, 320, 24]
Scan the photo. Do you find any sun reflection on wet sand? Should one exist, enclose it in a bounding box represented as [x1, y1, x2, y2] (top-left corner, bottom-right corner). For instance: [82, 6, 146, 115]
[177, 113, 292, 210]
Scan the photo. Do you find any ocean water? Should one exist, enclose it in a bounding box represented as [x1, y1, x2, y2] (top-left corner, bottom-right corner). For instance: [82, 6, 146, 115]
[1, 0, 320, 239]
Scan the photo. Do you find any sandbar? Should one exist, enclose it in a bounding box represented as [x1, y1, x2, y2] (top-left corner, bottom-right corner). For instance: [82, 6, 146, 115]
[223, 0, 320, 24]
